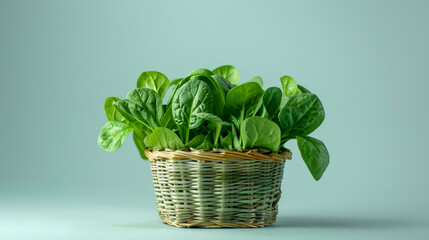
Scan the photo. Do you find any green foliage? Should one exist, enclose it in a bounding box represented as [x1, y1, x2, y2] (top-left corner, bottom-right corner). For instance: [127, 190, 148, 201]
[249, 76, 263, 87]
[212, 65, 240, 85]
[280, 75, 301, 96]
[297, 136, 329, 181]
[149, 127, 184, 149]
[225, 82, 264, 121]
[98, 121, 132, 151]
[104, 97, 127, 123]
[240, 117, 280, 152]
[172, 79, 213, 142]
[97, 66, 329, 180]
[136, 71, 170, 99]
[278, 93, 325, 138]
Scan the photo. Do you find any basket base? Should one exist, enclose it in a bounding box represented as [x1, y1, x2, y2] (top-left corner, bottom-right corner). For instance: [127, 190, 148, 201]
[160, 218, 276, 228]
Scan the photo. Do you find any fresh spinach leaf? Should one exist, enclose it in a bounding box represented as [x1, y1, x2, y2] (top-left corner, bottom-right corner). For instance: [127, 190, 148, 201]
[249, 76, 263, 87]
[196, 134, 213, 149]
[160, 105, 175, 129]
[195, 112, 230, 147]
[188, 68, 214, 78]
[211, 75, 234, 94]
[172, 75, 225, 116]
[136, 71, 170, 99]
[113, 100, 153, 132]
[172, 79, 213, 142]
[149, 127, 184, 149]
[213, 65, 240, 85]
[225, 82, 264, 121]
[280, 75, 301, 96]
[133, 130, 148, 159]
[185, 134, 206, 148]
[240, 116, 281, 152]
[220, 133, 233, 150]
[278, 93, 325, 138]
[297, 136, 329, 181]
[263, 87, 282, 119]
[298, 84, 311, 93]
[98, 121, 133, 151]
[126, 88, 162, 124]
[104, 97, 127, 123]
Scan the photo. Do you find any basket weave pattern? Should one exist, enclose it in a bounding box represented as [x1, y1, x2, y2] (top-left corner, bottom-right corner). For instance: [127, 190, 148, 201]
[146, 149, 291, 228]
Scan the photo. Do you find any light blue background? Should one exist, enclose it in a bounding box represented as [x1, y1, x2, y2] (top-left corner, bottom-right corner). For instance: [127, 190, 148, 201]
[1, 0, 428, 239]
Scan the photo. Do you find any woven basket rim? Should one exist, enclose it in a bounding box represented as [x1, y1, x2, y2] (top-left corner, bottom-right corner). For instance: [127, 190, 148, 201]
[145, 148, 292, 162]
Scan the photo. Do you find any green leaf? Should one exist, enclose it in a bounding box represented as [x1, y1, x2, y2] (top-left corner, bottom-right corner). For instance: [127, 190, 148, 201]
[195, 112, 230, 147]
[160, 105, 175, 129]
[169, 78, 183, 90]
[188, 68, 214, 78]
[220, 133, 233, 150]
[226, 82, 264, 120]
[213, 65, 240, 85]
[240, 116, 281, 152]
[249, 76, 263, 88]
[297, 136, 329, 181]
[172, 79, 213, 142]
[133, 130, 148, 159]
[231, 123, 240, 149]
[136, 71, 170, 99]
[185, 135, 206, 148]
[113, 100, 154, 132]
[280, 75, 301, 96]
[197, 134, 213, 149]
[149, 127, 184, 149]
[98, 121, 132, 151]
[126, 88, 162, 124]
[104, 97, 127, 123]
[263, 87, 282, 119]
[298, 84, 311, 93]
[172, 75, 225, 116]
[211, 75, 234, 94]
[278, 93, 325, 137]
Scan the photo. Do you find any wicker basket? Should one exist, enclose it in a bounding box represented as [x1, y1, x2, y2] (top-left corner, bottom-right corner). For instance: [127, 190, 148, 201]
[145, 148, 292, 228]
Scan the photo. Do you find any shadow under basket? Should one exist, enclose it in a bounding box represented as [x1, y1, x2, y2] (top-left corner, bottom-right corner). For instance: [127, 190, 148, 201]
[145, 149, 292, 228]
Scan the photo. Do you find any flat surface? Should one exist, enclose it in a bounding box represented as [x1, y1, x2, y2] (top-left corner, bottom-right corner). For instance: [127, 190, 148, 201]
[1, 198, 428, 240]
[1, 0, 429, 239]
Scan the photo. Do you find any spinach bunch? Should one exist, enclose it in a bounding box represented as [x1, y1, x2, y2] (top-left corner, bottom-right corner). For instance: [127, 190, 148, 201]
[98, 66, 329, 180]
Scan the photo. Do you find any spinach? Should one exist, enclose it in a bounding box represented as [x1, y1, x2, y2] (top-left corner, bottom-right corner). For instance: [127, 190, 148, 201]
[98, 65, 330, 181]
[280, 75, 301, 96]
[249, 76, 263, 87]
[126, 88, 162, 123]
[185, 134, 206, 148]
[104, 97, 127, 123]
[278, 93, 325, 138]
[195, 112, 230, 147]
[114, 89, 162, 133]
[225, 82, 264, 122]
[240, 116, 280, 152]
[172, 74, 225, 116]
[172, 79, 213, 143]
[298, 84, 311, 93]
[149, 127, 184, 149]
[188, 68, 214, 78]
[211, 75, 234, 94]
[297, 136, 329, 181]
[213, 65, 240, 85]
[136, 71, 170, 99]
[133, 130, 147, 159]
[263, 87, 282, 120]
[196, 134, 213, 149]
[220, 133, 233, 150]
[98, 121, 133, 151]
